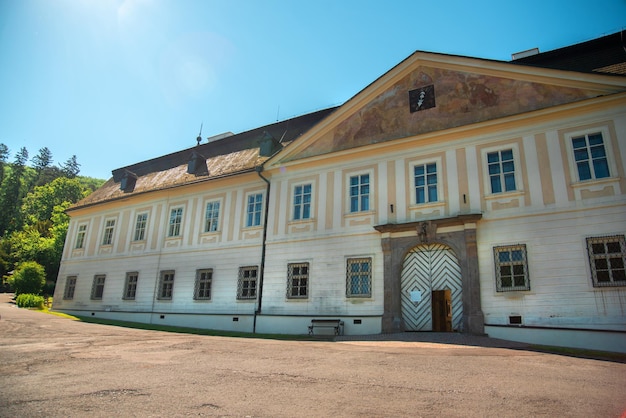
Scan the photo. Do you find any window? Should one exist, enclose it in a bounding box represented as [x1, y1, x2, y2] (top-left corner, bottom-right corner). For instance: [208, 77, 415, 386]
[123, 272, 138, 300]
[91, 275, 106, 300]
[293, 184, 312, 220]
[287, 262, 309, 298]
[586, 235, 626, 287]
[237, 266, 258, 299]
[414, 163, 438, 204]
[349, 174, 370, 212]
[133, 213, 148, 241]
[75, 224, 87, 249]
[246, 193, 263, 227]
[158, 270, 175, 300]
[487, 149, 516, 193]
[168, 208, 183, 237]
[64, 276, 77, 300]
[102, 219, 115, 245]
[572, 132, 610, 181]
[494, 245, 529, 292]
[346, 258, 372, 297]
[194, 269, 213, 300]
[204, 201, 220, 233]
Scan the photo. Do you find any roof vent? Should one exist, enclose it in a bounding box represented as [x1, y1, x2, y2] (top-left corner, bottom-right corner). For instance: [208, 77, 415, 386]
[511, 48, 540, 60]
[187, 150, 209, 176]
[258, 131, 282, 157]
[120, 170, 138, 193]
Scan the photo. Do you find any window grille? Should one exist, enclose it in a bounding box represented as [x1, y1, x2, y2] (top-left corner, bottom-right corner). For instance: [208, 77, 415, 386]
[237, 266, 258, 299]
[287, 263, 309, 298]
[346, 258, 372, 297]
[64, 276, 77, 300]
[586, 235, 626, 287]
[494, 245, 529, 291]
[158, 271, 175, 300]
[194, 269, 213, 300]
[123, 272, 138, 300]
[91, 275, 106, 300]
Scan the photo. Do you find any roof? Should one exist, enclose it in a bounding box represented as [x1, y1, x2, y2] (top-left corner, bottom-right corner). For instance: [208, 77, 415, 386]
[512, 30, 626, 75]
[69, 107, 336, 210]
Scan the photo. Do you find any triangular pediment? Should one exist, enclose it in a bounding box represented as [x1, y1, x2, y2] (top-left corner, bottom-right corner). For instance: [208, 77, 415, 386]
[269, 52, 626, 165]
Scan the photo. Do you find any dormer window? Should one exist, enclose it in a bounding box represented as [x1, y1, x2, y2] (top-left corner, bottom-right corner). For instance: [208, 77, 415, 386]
[258, 131, 282, 157]
[187, 150, 209, 176]
[120, 170, 137, 193]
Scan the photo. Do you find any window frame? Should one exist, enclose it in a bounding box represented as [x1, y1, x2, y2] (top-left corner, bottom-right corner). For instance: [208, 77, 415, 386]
[203, 200, 221, 233]
[75, 224, 87, 249]
[91, 274, 106, 300]
[194, 268, 213, 300]
[348, 173, 371, 213]
[64, 276, 77, 300]
[346, 257, 372, 298]
[564, 126, 617, 184]
[101, 218, 116, 246]
[237, 266, 258, 300]
[487, 149, 517, 194]
[586, 235, 626, 287]
[168, 207, 184, 237]
[133, 212, 148, 242]
[411, 160, 440, 204]
[480, 144, 523, 196]
[287, 262, 309, 299]
[292, 183, 313, 221]
[245, 193, 264, 227]
[493, 244, 530, 292]
[157, 270, 175, 300]
[123, 272, 138, 300]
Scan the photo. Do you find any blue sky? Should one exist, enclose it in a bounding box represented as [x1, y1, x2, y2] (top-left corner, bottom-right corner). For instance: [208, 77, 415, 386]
[1, 0, 625, 180]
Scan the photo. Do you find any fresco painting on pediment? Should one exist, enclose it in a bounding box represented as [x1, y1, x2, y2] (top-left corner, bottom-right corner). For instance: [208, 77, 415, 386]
[295, 66, 598, 159]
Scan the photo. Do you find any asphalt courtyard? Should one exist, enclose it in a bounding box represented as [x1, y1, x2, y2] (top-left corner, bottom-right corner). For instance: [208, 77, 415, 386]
[1, 294, 625, 417]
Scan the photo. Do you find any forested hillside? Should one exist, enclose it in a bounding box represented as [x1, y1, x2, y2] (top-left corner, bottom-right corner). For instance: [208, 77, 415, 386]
[0, 144, 105, 294]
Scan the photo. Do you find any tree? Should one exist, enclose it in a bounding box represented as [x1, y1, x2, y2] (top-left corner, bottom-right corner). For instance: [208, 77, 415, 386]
[60, 155, 80, 178]
[31, 147, 53, 172]
[21, 177, 86, 226]
[9, 261, 46, 296]
[0, 147, 28, 234]
[0, 143, 9, 187]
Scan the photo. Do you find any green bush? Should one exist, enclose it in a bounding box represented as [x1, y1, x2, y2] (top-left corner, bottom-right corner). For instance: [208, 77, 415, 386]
[10, 261, 46, 296]
[16, 293, 45, 309]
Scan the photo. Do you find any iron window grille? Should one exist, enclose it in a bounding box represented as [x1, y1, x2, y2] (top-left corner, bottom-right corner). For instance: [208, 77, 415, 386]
[346, 258, 372, 297]
[237, 266, 258, 299]
[487, 149, 516, 193]
[204, 201, 220, 232]
[194, 269, 213, 300]
[123, 272, 138, 300]
[158, 271, 175, 300]
[168, 208, 183, 237]
[102, 219, 115, 245]
[91, 275, 106, 300]
[349, 174, 370, 213]
[75, 224, 87, 249]
[586, 235, 626, 287]
[572, 132, 610, 181]
[133, 213, 148, 241]
[293, 184, 312, 220]
[494, 244, 529, 292]
[287, 262, 309, 299]
[414, 163, 438, 204]
[64, 276, 77, 300]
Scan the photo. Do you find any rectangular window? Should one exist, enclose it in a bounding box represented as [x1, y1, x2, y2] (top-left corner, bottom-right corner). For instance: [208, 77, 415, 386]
[494, 245, 529, 292]
[194, 269, 213, 300]
[572, 132, 610, 181]
[487, 149, 516, 193]
[91, 275, 106, 300]
[293, 184, 312, 220]
[246, 193, 263, 227]
[237, 266, 258, 299]
[287, 262, 309, 299]
[586, 235, 626, 287]
[349, 174, 370, 213]
[64, 276, 77, 300]
[75, 224, 87, 249]
[346, 258, 372, 297]
[168, 208, 183, 237]
[102, 219, 115, 245]
[204, 201, 220, 233]
[133, 213, 148, 241]
[123, 272, 138, 300]
[414, 163, 438, 204]
[158, 270, 175, 300]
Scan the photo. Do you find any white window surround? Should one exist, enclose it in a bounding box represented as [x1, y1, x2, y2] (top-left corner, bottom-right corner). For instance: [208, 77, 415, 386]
[408, 157, 444, 207]
[563, 126, 618, 184]
[480, 143, 523, 197]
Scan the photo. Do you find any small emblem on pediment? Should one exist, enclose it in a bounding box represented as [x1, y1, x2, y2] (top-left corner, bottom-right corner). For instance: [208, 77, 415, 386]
[409, 84, 436, 113]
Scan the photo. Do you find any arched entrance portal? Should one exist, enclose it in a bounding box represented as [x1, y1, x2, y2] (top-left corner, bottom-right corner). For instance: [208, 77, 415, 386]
[400, 243, 462, 331]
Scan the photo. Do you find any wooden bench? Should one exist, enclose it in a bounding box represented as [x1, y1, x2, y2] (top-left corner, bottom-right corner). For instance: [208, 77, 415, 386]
[308, 319, 343, 336]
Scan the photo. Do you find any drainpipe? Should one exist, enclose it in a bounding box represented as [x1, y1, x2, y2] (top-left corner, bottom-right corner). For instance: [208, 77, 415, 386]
[253, 165, 271, 333]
